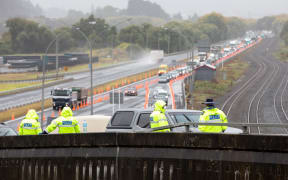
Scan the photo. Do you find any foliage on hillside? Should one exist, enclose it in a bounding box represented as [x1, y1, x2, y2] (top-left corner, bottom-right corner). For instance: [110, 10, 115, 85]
[2, 13, 287, 56]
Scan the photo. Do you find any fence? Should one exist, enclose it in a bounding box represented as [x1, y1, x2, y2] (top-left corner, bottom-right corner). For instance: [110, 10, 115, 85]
[0, 132, 288, 180]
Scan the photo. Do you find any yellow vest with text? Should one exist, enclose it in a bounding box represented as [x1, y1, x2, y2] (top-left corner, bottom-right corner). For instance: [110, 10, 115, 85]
[199, 107, 228, 133]
[19, 109, 42, 135]
[150, 111, 170, 132]
[46, 107, 80, 134]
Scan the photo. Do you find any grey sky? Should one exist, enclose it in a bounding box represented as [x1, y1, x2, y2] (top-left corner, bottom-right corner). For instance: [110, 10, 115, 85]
[30, 0, 288, 18]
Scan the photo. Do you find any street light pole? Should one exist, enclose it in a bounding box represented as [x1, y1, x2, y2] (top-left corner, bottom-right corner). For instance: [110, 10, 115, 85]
[75, 28, 94, 115]
[40, 55, 46, 129]
[168, 33, 170, 54]
[56, 37, 59, 79]
[41, 37, 60, 129]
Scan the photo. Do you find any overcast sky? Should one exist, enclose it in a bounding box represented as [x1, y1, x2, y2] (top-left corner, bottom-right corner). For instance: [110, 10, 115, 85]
[30, 0, 288, 18]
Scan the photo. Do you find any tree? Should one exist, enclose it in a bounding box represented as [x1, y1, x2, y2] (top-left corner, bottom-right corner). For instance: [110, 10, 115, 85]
[199, 12, 228, 42]
[0, 32, 12, 55]
[126, 0, 170, 19]
[255, 16, 276, 30]
[72, 15, 112, 48]
[197, 23, 218, 43]
[118, 25, 145, 46]
[54, 27, 76, 52]
[6, 18, 53, 53]
[94, 6, 120, 18]
[226, 17, 247, 39]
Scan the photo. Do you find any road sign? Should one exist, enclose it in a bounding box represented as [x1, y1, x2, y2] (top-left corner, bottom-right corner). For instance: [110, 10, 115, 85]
[186, 61, 196, 66]
[109, 92, 124, 104]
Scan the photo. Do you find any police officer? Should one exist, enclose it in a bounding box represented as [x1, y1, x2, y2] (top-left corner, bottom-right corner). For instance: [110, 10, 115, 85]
[42, 106, 80, 134]
[150, 100, 170, 132]
[19, 109, 42, 135]
[199, 98, 227, 133]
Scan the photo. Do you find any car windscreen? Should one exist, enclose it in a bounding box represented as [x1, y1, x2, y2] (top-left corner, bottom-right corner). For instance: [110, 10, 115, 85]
[158, 92, 167, 96]
[53, 90, 69, 96]
[111, 111, 134, 126]
[159, 77, 168, 80]
[0, 127, 17, 136]
[137, 113, 152, 128]
[169, 113, 201, 125]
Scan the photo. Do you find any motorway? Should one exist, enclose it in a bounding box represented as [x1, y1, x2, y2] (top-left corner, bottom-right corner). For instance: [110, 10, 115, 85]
[6, 73, 184, 130]
[0, 52, 189, 111]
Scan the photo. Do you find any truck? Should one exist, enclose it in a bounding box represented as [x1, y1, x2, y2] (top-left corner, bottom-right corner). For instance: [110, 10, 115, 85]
[150, 50, 164, 63]
[158, 64, 168, 76]
[51, 87, 88, 110]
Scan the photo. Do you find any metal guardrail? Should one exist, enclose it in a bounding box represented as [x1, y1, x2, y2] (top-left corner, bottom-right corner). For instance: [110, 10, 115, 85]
[148, 122, 288, 134]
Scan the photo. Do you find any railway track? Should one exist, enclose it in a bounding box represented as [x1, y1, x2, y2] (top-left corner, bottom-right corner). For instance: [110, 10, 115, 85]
[220, 38, 288, 135]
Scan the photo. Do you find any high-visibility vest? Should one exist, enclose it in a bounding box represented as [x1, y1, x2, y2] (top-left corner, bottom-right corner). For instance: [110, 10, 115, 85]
[150, 111, 170, 132]
[199, 107, 228, 133]
[19, 119, 42, 135]
[46, 116, 80, 134]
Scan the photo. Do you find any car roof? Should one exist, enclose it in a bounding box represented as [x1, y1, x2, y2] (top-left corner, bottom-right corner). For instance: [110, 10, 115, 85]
[157, 89, 168, 93]
[114, 108, 202, 113]
[0, 123, 8, 127]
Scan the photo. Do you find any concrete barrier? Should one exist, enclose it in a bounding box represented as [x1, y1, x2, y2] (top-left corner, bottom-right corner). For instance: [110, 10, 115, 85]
[0, 133, 287, 180]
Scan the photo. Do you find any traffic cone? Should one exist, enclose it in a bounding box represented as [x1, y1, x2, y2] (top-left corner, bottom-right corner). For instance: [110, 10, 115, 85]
[11, 113, 15, 121]
[43, 113, 46, 122]
[51, 111, 55, 118]
[77, 105, 79, 110]
[58, 109, 61, 116]
[17, 123, 20, 132]
[73, 105, 76, 111]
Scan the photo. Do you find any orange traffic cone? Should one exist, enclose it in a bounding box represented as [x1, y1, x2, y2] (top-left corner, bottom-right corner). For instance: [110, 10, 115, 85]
[11, 113, 15, 121]
[73, 106, 76, 111]
[77, 105, 79, 110]
[51, 111, 55, 118]
[43, 113, 46, 122]
[58, 109, 61, 116]
[17, 123, 20, 132]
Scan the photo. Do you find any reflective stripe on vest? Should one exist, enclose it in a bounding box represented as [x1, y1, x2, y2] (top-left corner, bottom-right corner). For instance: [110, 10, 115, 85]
[205, 120, 223, 123]
[23, 127, 38, 130]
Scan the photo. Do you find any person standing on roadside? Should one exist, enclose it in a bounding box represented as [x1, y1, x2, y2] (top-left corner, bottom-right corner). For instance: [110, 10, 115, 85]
[199, 98, 228, 133]
[150, 100, 170, 132]
[41, 106, 80, 134]
[19, 109, 42, 135]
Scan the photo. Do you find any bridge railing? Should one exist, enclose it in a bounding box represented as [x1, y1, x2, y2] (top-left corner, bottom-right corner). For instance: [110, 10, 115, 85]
[147, 122, 288, 134]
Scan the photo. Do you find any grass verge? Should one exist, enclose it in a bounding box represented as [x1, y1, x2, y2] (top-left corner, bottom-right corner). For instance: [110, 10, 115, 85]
[0, 99, 52, 123]
[274, 43, 288, 62]
[186, 55, 250, 110]
[0, 80, 55, 92]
